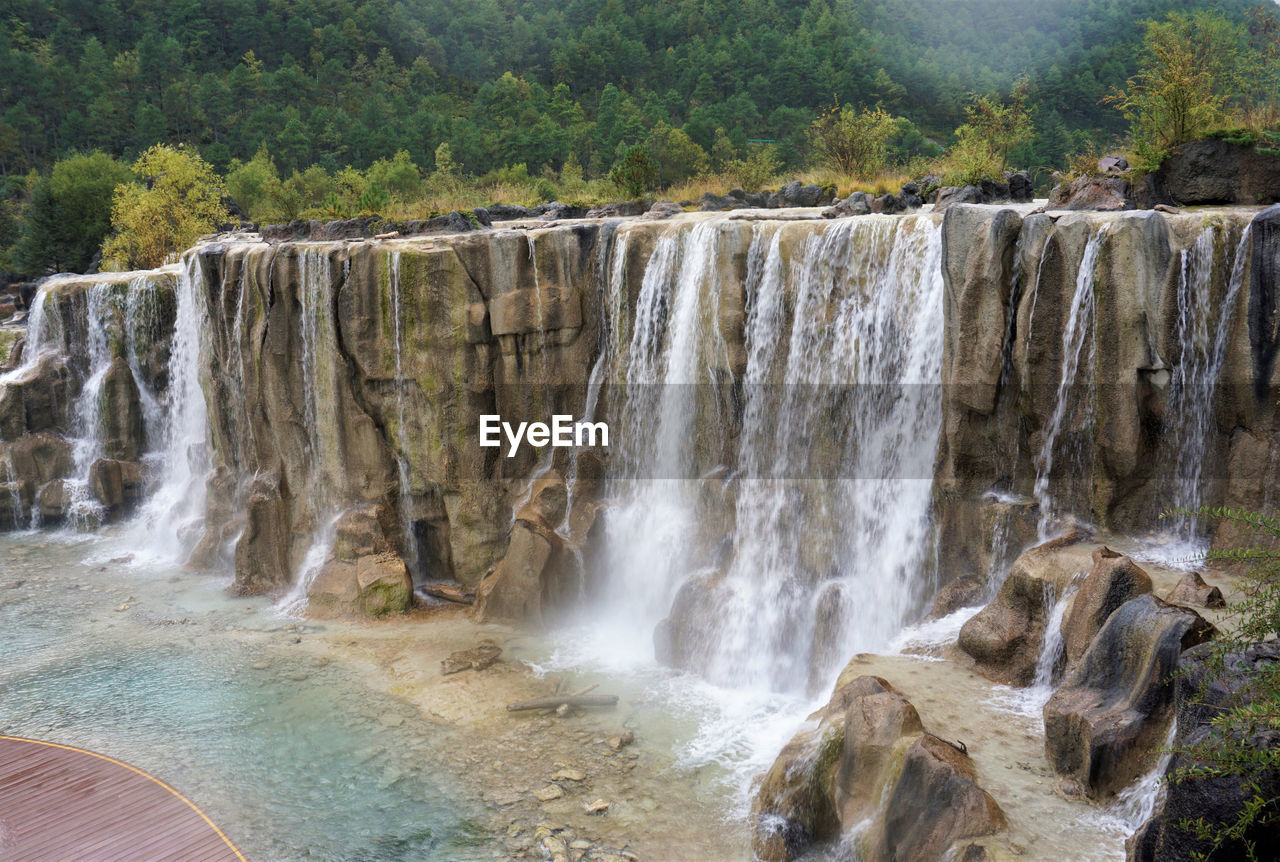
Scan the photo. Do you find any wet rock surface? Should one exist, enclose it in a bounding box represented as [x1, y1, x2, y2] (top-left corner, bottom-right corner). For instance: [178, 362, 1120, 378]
[1044, 594, 1216, 797]
[1129, 641, 1280, 862]
[957, 534, 1092, 686]
[1060, 547, 1153, 666]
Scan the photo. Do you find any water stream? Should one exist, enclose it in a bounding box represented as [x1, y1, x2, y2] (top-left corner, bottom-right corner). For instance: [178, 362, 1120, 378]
[1034, 225, 1107, 536]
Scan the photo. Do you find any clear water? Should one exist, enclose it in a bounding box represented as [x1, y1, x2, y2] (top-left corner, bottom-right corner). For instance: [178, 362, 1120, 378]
[0, 531, 497, 861]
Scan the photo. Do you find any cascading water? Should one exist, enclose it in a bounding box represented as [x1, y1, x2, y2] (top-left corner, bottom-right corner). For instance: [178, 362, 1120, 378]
[1033, 225, 1107, 537]
[1162, 224, 1253, 549]
[279, 248, 344, 612]
[386, 250, 423, 586]
[597, 215, 944, 694]
[131, 255, 210, 562]
[1113, 720, 1178, 830]
[0, 283, 61, 387]
[63, 282, 114, 529]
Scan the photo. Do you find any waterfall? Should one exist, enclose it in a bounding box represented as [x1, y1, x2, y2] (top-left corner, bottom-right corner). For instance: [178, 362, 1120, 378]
[0, 284, 60, 386]
[387, 250, 422, 586]
[596, 215, 943, 693]
[1033, 226, 1107, 536]
[277, 248, 343, 609]
[132, 255, 210, 562]
[64, 283, 114, 529]
[1163, 224, 1252, 546]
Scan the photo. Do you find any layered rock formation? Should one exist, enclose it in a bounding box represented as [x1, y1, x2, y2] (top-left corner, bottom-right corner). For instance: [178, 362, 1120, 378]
[0, 269, 176, 529]
[937, 203, 1276, 585]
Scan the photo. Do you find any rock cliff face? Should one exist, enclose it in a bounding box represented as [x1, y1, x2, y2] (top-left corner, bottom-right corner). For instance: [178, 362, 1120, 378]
[1, 204, 1275, 631]
[938, 203, 1277, 584]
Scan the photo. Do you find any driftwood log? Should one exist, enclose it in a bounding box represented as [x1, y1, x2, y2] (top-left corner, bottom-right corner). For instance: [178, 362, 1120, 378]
[506, 691, 618, 712]
[421, 583, 475, 604]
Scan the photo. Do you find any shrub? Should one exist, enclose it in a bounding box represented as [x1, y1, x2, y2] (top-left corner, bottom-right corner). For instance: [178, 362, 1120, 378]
[808, 104, 897, 178]
[608, 146, 658, 198]
[101, 144, 227, 270]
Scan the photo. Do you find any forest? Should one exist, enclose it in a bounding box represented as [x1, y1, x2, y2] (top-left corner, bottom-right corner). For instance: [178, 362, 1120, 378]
[2, 0, 1278, 275]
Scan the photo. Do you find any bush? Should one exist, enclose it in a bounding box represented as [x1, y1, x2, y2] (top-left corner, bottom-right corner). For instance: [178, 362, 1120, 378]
[101, 144, 227, 270]
[809, 104, 897, 178]
[608, 146, 658, 198]
[726, 145, 780, 193]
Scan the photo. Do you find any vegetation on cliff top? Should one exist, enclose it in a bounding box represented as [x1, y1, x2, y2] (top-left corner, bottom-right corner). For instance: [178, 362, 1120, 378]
[2, 0, 1279, 273]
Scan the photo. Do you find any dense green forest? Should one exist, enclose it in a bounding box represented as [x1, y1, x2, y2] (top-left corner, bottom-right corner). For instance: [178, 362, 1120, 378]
[0, 0, 1275, 275]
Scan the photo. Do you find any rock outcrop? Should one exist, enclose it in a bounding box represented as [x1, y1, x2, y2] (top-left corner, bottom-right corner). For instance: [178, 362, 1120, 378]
[957, 534, 1091, 685]
[935, 202, 1274, 587]
[1043, 595, 1216, 797]
[752, 673, 1005, 862]
[1152, 140, 1280, 206]
[1129, 642, 1280, 861]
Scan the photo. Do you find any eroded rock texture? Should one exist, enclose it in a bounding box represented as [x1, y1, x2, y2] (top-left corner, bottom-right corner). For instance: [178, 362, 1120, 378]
[751, 673, 1005, 862]
[1043, 595, 1215, 798]
[936, 203, 1278, 589]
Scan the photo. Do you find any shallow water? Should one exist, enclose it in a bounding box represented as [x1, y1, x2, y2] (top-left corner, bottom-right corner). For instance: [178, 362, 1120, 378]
[0, 531, 498, 861]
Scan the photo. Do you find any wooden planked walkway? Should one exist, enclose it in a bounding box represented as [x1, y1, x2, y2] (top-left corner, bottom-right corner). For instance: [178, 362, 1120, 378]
[0, 735, 246, 861]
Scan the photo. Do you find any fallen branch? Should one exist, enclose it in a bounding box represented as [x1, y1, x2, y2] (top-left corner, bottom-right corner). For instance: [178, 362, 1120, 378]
[507, 693, 618, 712]
[420, 583, 475, 604]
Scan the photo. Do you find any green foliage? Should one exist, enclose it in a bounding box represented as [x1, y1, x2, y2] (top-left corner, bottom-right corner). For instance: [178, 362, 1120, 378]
[808, 104, 898, 177]
[726, 145, 781, 193]
[647, 123, 710, 189]
[225, 145, 281, 221]
[608, 146, 658, 199]
[365, 150, 422, 203]
[1160, 505, 1280, 860]
[942, 83, 1033, 184]
[101, 144, 227, 270]
[12, 152, 132, 275]
[1107, 12, 1253, 166]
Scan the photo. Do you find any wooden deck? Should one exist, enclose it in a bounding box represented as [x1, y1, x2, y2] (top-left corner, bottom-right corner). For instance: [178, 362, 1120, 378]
[0, 735, 246, 861]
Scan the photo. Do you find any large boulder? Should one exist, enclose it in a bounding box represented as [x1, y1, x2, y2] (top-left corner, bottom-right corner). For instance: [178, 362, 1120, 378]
[867, 734, 1007, 862]
[934, 186, 986, 212]
[1047, 176, 1132, 211]
[957, 533, 1092, 685]
[1060, 547, 1153, 666]
[1164, 571, 1226, 609]
[752, 673, 1006, 862]
[1044, 595, 1216, 797]
[1128, 642, 1280, 861]
[824, 191, 872, 218]
[751, 675, 923, 861]
[1155, 140, 1280, 205]
[5, 432, 73, 487]
[88, 458, 145, 513]
[355, 553, 412, 617]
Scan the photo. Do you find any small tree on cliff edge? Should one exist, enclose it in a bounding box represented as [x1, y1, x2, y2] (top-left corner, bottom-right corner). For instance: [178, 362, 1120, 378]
[1106, 12, 1248, 169]
[102, 144, 228, 271]
[608, 145, 658, 199]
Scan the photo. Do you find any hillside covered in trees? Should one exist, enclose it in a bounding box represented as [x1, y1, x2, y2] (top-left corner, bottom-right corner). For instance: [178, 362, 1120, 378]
[2, 0, 1277, 275]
